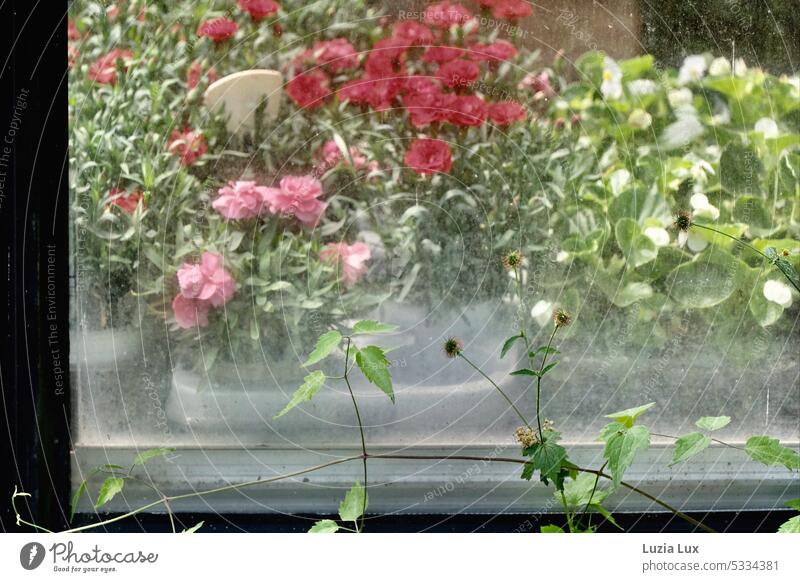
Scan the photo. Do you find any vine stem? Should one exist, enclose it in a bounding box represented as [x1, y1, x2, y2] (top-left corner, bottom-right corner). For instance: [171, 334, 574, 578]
[343, 337, 368, 533]
[458, 352, 532, 428]
[535, 326, 559, 441]
[577, 460, 607, 529]
[650, 432, 746, 451]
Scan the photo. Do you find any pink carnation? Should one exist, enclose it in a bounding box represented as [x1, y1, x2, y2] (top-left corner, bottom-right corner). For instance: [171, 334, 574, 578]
[422, 45, 466, 64]
[262, 175, 327, 226]
[177, 252, 236, 308]
[310, 38, 360, 73]
[316, 140, 368, 171]
[238, 0, 280, 22]
[404, 138, 453, 175]
[437, 59, 480, 88]
[392, 21, 435, 45]
[167, 128, 207, 166]
[491, 0, 533, 20]
[488, 101, 527, 125]
[424, 1, 474, 29]
[88, 49, 133, 85]
[197, 18, 238, 42]
[212, 181, 270, 220]
[172, 294, 211, 329]
[320, 242, 371, 287]
[446, 95, 488, 127]
[469, 40, 517, 63]
[287, 70, 331, 109]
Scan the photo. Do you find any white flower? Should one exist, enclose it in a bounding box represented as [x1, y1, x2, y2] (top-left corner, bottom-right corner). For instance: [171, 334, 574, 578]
[763, 279, 793, 308]
[600, 58, 623, 100]
[531, 300, 553, 327]
[556, 251, 569, 262]
[627, 79, 658, 96]
[678, 55, 707, 85]
[644, 226, 670, 247]
[668, 88, 693, 108]
[754, 117, 779, 139]
[733, 58, 748, 76]
[686, 231, 708, 252]
[690, 193, 720, 220]
[708, 57, 731, 77]
[628, 108, 653, 129]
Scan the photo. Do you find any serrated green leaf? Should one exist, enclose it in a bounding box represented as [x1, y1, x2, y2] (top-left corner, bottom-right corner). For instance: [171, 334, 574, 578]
[530, 435, 568, 487]
[303, 330, 343, 366]
[540, 524, 565, 533]
[133, 447, 175, 466]
[785, 498, 800, 511]
[309, 519, 340, 533]
[274, 371, 327, 418]
[745, 436, 800, 470]
[355, 345, 394, 402]
[604, 402, 655, 428]
[70, 481, 88, 522]
[521, 462, 534, 481]
[696, 416, 731, 432]
[351, 320, 398, 335]
[94, 477, 125, 508]
[603, 424, 650, 488]
[500, 334, 524, 359]
[670, 432, 711, 465]
[561, 473, 608, 508]
[339, 481, 367, 523]
[778, 515, 800, 533]
[182, 521, 204, 533]
[589, 503, 622, 530]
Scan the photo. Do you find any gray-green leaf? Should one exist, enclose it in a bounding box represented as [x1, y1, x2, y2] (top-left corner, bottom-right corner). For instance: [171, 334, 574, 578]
[351, 320, 398, 335]
[603, 424, 650, 488]
[338, 481, 367, 523]
[604, 402, 655, 428]
[745, 436, 800, 470]
[355, 345, 394, 402]
[274, 371, 327, 418]
[777, 515, 800, 533]
[500, 334, 524, 359]
[133, 447, 175, 466]
[94, 477, 125, 508]
[696, 416, 731, 432]
[309, 519, 340, 533]
[303, 330, 342, 366]
[671, 432, 711, 465]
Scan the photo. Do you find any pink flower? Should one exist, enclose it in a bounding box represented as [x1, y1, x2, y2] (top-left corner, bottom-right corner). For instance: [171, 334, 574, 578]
[287, 70, 331, 109]
[393, 21, 435, 45]
[88, 49, 133, 85]
[404, 138, 453, 175]
[238, 0, 280, 22]
[469, 40, 517, 63]
[320, 242, 371, 287]
[424, 1, 474, 30]
[422, 45, 466, 64]
[403, 91, 454, 128]
[362, 77, 402, 111]
[488, 101, 527, 125]
[262, 175, 327, 226]
[402, 75, 442, 96]
[167, 128, 207, 166]
[310, 38, 360, 73]
[187, 61, 218, 89]
[519, 70, 555, 97]
[338, 79, 372, 105]
[446, 95, 488, 126]
[172, 294, 211, 329]
[197, 18, 238, 42]
[491, 0, 532, 20]
[68, 18, 81, 40]
[316, 140, 368, 171]
[177, 252, 236, 308]
[212, 181, 270, 220]
[108, 187, 145, 213]
[437, 59, 480, 88]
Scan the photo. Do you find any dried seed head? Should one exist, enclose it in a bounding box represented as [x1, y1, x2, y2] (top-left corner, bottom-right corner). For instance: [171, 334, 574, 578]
[515, 426, 538, 448]
[553, 308, 572, 328]
[673, 210, 692, 232]
[502, 250, 524, 271]
[443, 337, 463, 358]
[542, 418, 555, 432]
[781, 248, 791, 257]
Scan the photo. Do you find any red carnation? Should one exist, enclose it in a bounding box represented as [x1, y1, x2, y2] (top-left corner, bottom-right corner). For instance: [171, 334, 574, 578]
[393, 21, 435, 45]
[338, 79, 372, 105]
[424, 1, 474, 30]
[108, 188, 145, 213]
[437, 59, 480, 88]
[187, 61, 219, 89]
[362, 77, 402, 111]
[404, 91, 454, 128]
[447, 95, 488, 126]
[422, 45, 466, 64]
[68, 18, 81, 40]
[197, 18, 238, 42]
[492, 0, 533, 19]
[238, 0, 280, 22]
[310, 38, 360, 73]
[88, 49, 134, 85]
[488, 101, 527, 125]
[404, 138, 453, 175]
[469, 40, 517, 63]
[402, 75, 441, 96]
[167, 128, 208, 166]
[287, 70, 331, 109]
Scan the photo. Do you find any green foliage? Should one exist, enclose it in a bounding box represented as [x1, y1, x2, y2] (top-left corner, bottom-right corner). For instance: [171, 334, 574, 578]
[132, 447, 175, 466]
[500, 334, 524, 359]
[303, 330, 342, 366]
[696, 416, 731, 431]
[602, 423, 651, 488]
[604, 402, 655, 428]
[338, 481, 367, 523]
[182, 521, 204, 533]
[525, 432, 569, 489]
[355, 345, 394, 402]
[94, 477, 125, 509]
[777, 516, 800, 533]
[351, 320, 398, 335]
[540, 524, 565, 533]
[274, 371, 327, 418]
[744, 436, 800, 470]
[671, 433, 712, 466]
[309, 519, 340, 533]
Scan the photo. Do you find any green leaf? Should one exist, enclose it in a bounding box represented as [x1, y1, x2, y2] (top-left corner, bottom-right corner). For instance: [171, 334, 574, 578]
[94, 477, 125, 508]
[351, 320, 398, 335]
[604, 402, 655, 428]
[696, 416, 731, 432]
[529, 434, 568, 487]
[309, 519, 340, 533]
[561, 472, 608, 508]
[720, 143, 763, 195]
[745, 436, 800, 470]
[530, 346, 560, 358]
[70, 481, 88, 522]
[510, 368, 538, 377]
[778, 515, 800, 533]
[521, 462, 534, 481]
[670, 432, 711, 465]
[338, 481, 367, 523]
[785, 499, 800, 511]
[355, 345, 394, 402]
[132, 447, 175, 466]
[540, 524, 565, 533]
[500, 334, 524, 359]
[603, 424, 650, 488]
[182, 521, 204, 533]
[303, 330, 343, 366]
[540, 362, 559, 376]
[666, 248, 749, 308]
[274, 371, 327, 418]
[615, 218, 658, 268]
[589, 503, 622, 530]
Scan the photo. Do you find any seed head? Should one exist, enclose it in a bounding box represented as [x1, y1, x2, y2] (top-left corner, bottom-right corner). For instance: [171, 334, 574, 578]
[502, 250, 524, 271]
[673, 210, 692, 232]
[553, 308, 572, 328]
[542, 418, 555, 432]
[781, 248, 791, 257]
[515, 426, 538, 448]
[443, 337, 462, 358]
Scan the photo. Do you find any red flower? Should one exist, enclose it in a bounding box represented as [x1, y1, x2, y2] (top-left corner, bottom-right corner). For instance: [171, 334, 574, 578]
[187, 61, 218, 89]
[519, 70, 555, 97]
[422, 45, 465, 64]
[392, 21, 434, 45]
[167, 128, 208, 166]
[338, 79, 372, 105]
[404, 138, 453, 175]
[362, 77, 402, 111]
[437, 59, 480, 88]
[108, 188, 145, 213]
[238, 0, 280, 22]
[68, 45, 80, 69]
[403, 91, 454, 128]
[469, 40, 517, 63]
[402, 75, 441, 96]
[446, 95, 488, 126]
[197, 18, 238, 42]
[68, 18, 81, 40]
[88, 49, 133, 85]
[364, 38, 408, 78]
[491, 0, 533, 19]
[488, 101, 527, 125]
[424, 1, 474, 30]
[309, 38, 359, 73]
[287, 70, 331, 109]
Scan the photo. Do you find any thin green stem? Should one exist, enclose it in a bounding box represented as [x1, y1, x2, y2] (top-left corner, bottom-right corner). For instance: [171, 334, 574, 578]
[344, 337, 368, 533]
[650, 431, 746, 452]
[458, 352, 532, 428]
[691, 222, 770, 261]
[559, 490, 574, 532]
[578, 460, 607, 528]
[535, 326, 559, 440]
